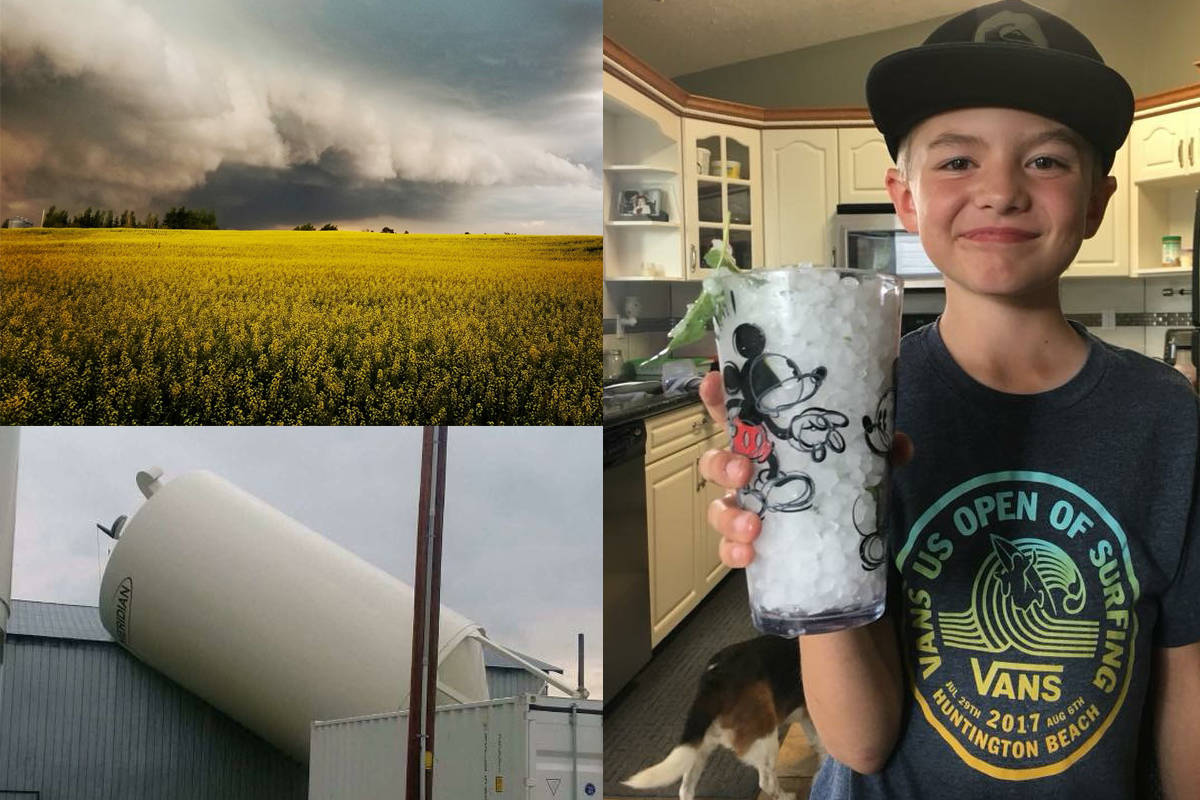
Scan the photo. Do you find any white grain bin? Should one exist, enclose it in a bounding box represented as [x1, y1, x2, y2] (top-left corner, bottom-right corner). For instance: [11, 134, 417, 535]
[0, 428, 17, 677]
[309, 695, 603, 800]
[97, 469, 490, 762]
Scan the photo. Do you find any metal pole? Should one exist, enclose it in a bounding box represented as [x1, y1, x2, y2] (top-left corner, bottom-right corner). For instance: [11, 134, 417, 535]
[423, 426, 447, 800]
[570, 703, 579, 800]
[406, 427, 443, 800]
[577, 633, 584, 695]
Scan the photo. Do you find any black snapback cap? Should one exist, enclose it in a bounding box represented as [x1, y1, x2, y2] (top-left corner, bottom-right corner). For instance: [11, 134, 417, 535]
[866, 0, 1133, 173]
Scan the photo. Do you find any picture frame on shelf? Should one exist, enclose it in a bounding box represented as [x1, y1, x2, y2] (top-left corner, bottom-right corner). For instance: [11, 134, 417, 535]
[616, 188, 669, 222]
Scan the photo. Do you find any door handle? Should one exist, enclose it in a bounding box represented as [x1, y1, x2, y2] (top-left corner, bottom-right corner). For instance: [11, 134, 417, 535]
[690, 243, 698, 274]
[696, 459, 707, 493]
[1189, 137, 1194, 167]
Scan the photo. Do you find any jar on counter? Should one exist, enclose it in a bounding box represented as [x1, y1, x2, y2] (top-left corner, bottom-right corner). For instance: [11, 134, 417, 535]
[1162, 235, 1182, 267]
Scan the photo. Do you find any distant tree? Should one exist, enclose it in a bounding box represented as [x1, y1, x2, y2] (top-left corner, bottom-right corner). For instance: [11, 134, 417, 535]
[294, 223, 316, 231]
[320, 223, 338, 231]
[103, 209, 114, 228]
[164, 206, 218, 229]
[43, 206, 69, 227]
[129, 210, 138, 228]
[381, 226, 394, 234]
[145, 213, 159, 229]
[404, 230, 409, 234]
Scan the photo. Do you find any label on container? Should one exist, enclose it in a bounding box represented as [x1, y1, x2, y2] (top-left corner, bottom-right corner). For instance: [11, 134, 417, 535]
[112, 576, 134, 644]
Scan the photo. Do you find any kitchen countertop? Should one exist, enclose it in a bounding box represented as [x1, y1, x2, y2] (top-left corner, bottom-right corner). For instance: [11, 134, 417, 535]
[602, 388, 703, 426]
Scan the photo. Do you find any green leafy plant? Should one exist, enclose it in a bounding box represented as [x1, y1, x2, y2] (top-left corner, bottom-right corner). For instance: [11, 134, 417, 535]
[647, 213, 740, 362]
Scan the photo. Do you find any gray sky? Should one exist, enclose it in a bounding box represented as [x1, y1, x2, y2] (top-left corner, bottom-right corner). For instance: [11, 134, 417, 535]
[10, 426, 603, 697]
[0, 0, 600, 233]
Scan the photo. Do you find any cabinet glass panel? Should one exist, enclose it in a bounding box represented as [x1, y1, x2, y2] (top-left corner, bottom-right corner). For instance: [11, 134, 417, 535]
[698, 227, 753, 271]
[696, 180, 723, 224]
[695, 135, 721, 178]
[728, 229, 753, 269]
[725, 137, 751, 181]
[728, 183, 752, 225]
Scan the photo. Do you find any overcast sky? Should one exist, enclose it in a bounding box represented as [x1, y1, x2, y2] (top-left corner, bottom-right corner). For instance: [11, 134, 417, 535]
[0, 0, 600, 233]
[9, 426, 603, 697]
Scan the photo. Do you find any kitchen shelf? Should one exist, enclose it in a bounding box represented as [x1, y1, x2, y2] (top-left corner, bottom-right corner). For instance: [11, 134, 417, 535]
[605, 165, 679, 175]
[1133, 266, 1194, 276]
[697, 175, 752, 185]
[605, 274, 688, 282]
[606, 220, 680, 228]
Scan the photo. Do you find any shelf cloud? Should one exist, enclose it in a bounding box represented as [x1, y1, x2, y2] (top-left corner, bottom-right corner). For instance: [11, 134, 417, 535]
[0, 0, 600, 231]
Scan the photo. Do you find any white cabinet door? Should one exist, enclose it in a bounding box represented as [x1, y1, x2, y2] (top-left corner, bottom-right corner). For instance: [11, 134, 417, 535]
[1066, 140, 1130, 277]
[695, 430, 732, 595]
[838, 128, 893, 204]
[1130, 110, 1191, 182]
[646, 444, 700, 647]
[763, 128, 839, 268]
[1185, 107, 1200, 175]
[684, 118, 763, 277]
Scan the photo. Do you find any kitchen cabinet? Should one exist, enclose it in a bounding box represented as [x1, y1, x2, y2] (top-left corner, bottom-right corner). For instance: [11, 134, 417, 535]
[837, 128, 893, 204]
[643, 404, 729, 646]
[604, 38, 1200, 285]
[602, 72, 686, 280]
[1129, 104, 1200, 275]
[1063, 140, 1130, 277]
[696, 429, 732, 596]
[762, 128, 839, 268]
[684, 118, 763, 276]
[1130, 106, 1200, 182]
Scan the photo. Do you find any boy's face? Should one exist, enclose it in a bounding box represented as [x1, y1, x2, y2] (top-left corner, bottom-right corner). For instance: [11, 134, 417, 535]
[885, 107, 1116, 299]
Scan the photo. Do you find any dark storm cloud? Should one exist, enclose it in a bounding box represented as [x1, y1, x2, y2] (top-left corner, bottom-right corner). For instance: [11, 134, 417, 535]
[0, 0, 600, 230]
[172, 162, 466, 229]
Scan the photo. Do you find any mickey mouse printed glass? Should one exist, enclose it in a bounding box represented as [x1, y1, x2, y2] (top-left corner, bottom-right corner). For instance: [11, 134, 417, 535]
[712, 266, 902, 636]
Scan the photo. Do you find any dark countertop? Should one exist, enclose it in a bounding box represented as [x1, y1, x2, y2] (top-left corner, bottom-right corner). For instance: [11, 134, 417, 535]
[602, 389, 702, 427]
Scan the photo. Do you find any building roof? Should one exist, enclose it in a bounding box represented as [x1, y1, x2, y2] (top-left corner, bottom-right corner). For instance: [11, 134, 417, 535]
[8, 600, 114, 642]
[8, 600, 563, 672]
[482, 646, 562, 674]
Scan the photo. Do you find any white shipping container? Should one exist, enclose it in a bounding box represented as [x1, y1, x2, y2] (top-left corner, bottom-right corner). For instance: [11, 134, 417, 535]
[310, 695, 603, 800]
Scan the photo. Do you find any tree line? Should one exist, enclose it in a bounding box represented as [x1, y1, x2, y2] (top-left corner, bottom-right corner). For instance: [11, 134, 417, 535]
[41, 205, 218, 229]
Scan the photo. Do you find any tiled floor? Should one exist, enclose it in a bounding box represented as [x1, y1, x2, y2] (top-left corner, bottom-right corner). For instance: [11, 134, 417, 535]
[605, 720, 822, 800]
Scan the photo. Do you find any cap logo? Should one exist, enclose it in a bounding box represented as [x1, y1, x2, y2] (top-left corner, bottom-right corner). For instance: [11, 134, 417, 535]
[974, 11, 1048, 47]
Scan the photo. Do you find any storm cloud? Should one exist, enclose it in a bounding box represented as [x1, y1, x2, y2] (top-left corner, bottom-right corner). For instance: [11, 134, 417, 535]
[0, 0, 600, 231]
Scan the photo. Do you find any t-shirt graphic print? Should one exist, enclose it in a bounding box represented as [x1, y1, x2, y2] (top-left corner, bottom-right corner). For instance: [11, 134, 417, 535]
[896, 470, 1137, 779]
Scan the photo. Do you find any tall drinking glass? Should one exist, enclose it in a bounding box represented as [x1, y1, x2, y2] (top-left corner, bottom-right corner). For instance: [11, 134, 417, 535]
[711, 266, 902, 636]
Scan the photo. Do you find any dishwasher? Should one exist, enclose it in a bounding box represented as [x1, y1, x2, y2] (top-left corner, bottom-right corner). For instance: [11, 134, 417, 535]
[603, 419, 651, 702]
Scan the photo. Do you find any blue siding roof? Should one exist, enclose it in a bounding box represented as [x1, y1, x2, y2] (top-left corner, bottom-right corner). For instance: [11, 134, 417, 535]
[0, 636, 305, 799]
[481, 646, 562, 673]
[8, 600, 114, 642]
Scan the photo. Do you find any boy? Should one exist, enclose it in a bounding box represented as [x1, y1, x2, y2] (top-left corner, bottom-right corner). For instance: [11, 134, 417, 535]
[698, 1, 1200, 797]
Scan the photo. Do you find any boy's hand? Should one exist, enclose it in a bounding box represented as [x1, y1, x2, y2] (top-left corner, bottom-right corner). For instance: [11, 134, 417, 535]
[698, 370, 913, 568]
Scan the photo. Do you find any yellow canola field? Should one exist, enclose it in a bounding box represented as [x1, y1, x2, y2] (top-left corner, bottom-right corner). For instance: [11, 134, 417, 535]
[1, 228, 601, 424]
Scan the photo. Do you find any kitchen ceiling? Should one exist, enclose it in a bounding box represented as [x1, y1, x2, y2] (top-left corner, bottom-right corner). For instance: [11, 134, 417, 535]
[604, 0, 983, 78]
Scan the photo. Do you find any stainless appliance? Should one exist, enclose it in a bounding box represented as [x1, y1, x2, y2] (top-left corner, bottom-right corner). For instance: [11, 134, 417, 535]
[602, 420, 651, 701]
[1164, 190, 1200, 392]
[832, 202, 942, 286]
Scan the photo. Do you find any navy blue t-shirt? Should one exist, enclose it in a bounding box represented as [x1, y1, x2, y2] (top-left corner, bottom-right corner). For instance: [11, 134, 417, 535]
[812, 319, 1200, 799]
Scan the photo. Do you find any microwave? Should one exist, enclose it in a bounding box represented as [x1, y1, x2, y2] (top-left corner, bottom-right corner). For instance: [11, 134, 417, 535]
[832, 203, 942, 285]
